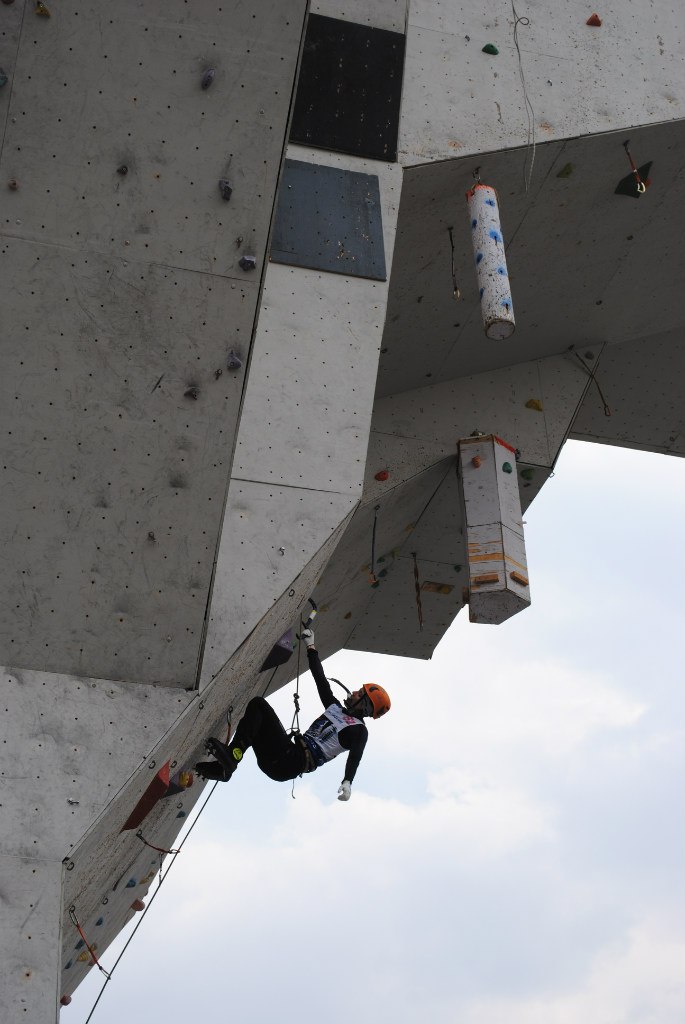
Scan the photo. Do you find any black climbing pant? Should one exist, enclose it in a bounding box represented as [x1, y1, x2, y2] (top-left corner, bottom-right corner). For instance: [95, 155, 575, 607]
[233, 697, 307, 782]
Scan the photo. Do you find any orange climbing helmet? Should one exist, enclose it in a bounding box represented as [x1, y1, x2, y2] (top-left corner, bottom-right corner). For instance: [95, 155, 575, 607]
[362, 683, 391, 719]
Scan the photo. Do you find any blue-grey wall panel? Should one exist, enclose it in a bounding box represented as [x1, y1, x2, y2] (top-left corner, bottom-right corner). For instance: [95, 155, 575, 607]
[271, 159, 387, 280]
[290, 14, 405, 161]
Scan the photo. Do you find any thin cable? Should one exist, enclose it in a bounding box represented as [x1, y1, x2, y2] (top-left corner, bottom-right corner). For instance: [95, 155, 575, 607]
[68, 908, 112, 980]
[81, 780, 219, 1024]
[574, 352, 612, 417]
[412, 553, 424, 632]
[135, 830, 180, 856]
[511, 3, 536, 193]
[447, 226, 461, 300]
[370, 505, 381, 584]
[290, 619, 304, 799]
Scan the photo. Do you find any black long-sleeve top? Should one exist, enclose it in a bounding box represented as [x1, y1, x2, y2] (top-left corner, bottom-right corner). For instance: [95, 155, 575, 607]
[306, 647, 368, 784]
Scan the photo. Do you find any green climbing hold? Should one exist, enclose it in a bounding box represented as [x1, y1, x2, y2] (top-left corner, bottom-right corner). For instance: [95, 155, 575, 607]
[557, 162, 574, 178]
[502, 462, 513, 473]
[521, 468, 535, 480]
[482, 43, 499, 55]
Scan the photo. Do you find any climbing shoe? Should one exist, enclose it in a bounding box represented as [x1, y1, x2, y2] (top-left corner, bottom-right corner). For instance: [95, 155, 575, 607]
[195, 760, 231, 782]
[204, 736, 243, 778]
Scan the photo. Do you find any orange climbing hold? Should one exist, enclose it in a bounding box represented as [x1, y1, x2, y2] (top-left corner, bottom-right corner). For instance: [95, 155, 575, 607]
[131, 899, 146, 912]
[471, 456, 482, 468]
[586, 13, 602, 26]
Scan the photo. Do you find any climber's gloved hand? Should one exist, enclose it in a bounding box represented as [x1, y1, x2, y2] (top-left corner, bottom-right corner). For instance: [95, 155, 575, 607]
[301, 627, 316, 649]
[337, 781, 351, 802]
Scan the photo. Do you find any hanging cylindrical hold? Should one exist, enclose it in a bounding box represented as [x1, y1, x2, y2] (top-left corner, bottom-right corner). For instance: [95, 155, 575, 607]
[466, 184, 515, 340]
[201, 68, 216, 90]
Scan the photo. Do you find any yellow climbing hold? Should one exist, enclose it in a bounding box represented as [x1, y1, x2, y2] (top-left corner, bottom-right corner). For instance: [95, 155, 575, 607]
[36, 1, 51, 15]
[525, 398, 543, 411]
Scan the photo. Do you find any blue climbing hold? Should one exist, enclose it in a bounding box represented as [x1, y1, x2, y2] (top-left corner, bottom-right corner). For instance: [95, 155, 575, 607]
[65, 960, 73, 970]
[489, 228, 503, 243]
[479, 287, 484, 300]
[176, 810, 187, 818]
[75, 939, 84, 950]
[497, 266, 508, 276]
[96, 917, 104, 926]
[126, 878, 137, 889]
[476, 252, 484, 264]
[471, 218, 477, 229]
[485, 197, 496, 207]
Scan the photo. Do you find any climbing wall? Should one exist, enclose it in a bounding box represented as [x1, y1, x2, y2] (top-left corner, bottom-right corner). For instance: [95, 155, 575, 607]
[399, 0, 685, 163]
[0, 0, 308, 687]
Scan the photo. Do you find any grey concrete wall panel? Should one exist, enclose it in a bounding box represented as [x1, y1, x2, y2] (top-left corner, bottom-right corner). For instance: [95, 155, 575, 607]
[232, 266, 392, 492]
[290, 15, 406, 161]
[570, 328, 685, 456]
[1, 1, 305, 275]
[311, 0, 408, 33]
[200, 484, 357, 685]
[376, 123, 685, 398]
[0, 240, 250, 686]
[0, 664, 191, 1020]
[372, 353, 595, 472]
[0, 1, 309, 686]
[271, 159, 387, 280]
[400, 0, 684, 164]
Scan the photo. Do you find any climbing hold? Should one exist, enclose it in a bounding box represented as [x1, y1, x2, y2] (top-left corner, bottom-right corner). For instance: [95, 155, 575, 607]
[471, 455, 482, 468]
[371, 580, 380, 589]
[227, 349, 242, 370]
[176, 810, 187, 818]
[557, 162, 574, 178]
[95, 917, 104, 926]
[520, 468, 535, 480]
[131, 899, 145, 912]
[510, 570, 529, 587]
[344, 611, 352, 619]
[0, 69, 8, 89]
[7, 178, 18, 190]
[147, 531, 156, 542]
[482, 43, 499, 55]
[586, 13, 602, 26]
[378, 569, 388, 578]
[239, 255, 257, 271]
[374, 470, 389, 481]
[75, 939, 84, 950]
[218, 179, 233, 201]
[201, 68, 216, 90]
[454, 564, 462, 572]
[473, 572, 499, 585]
[35, 1, 50, 15]
[65, 960, 73, 970]
[116, 164, 128, 176]
[525, 398, 543, 411]
[77, 951, 91, 963]
[60, 996, 72, 1006]
[125, 878, 137, 889]
[502, 462, 513, 473]
[184, 386, 200, 400]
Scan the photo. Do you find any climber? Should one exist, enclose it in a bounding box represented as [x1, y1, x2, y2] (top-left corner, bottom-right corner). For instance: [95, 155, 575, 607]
[195, 629, 390, 801]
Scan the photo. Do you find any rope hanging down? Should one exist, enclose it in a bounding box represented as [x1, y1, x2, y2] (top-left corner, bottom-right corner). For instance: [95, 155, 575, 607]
[574, 351, 612, 417]
[511, 2, 536, 193]
[369, 504, 381, 584]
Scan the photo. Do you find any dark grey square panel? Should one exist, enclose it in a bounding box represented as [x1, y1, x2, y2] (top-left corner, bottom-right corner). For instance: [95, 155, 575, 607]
[271, 160, 386, 280]
[290, 14, 405, 161]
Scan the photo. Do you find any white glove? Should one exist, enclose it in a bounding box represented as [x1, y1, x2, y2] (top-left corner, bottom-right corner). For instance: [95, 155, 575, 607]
[337, 781, 351, 802]
[301, 627, 315, 649]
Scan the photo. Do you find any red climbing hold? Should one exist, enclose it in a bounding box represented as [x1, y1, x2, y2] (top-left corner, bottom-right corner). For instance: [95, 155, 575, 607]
[374, 470, 389, 481]
[586, 13, 602, 26]
[131, 899, 145, 912]
[60, 995, 72, 1006]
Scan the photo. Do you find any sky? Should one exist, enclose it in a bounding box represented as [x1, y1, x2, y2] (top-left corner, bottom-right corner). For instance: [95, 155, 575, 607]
[69, 440, 685, 1024]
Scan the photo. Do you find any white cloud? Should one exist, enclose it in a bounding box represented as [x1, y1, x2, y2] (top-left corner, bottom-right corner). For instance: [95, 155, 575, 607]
[461, 915, 685, 1024]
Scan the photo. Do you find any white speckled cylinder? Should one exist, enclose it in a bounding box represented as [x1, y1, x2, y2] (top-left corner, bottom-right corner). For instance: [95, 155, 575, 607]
[466, 184, 515, 340]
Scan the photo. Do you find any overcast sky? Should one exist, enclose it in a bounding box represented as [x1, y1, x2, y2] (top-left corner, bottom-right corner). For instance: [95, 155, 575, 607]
[69, 440, 685, 1024]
